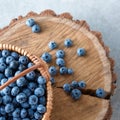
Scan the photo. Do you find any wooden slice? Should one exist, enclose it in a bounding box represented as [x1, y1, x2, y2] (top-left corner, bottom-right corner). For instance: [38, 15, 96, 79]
[0, 10, 116, 120]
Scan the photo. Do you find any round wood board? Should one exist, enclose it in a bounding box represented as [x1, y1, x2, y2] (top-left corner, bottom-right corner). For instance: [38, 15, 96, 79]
[0, 10, 116, 120]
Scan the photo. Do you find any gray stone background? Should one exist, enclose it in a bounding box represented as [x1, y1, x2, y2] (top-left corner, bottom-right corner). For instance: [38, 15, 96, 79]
[0, 0, 119, 119]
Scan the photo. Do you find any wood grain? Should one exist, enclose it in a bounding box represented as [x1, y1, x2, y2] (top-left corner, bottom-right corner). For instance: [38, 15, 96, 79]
[0, 10, 115, 120]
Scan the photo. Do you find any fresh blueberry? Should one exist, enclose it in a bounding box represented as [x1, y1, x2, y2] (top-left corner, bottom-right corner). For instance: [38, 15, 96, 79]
[2, 86, 11, 95]
[12, 108, 20, 118]
[0, 63, 6, 72]
[49, 66, 57, 76]
[67, 68, 74, 75]
[27, 62, 34, 68]
[0, 117, 6, 120]
[12, 98, 20, 107]
[78, 81, 86, 89]
[16, 77, 27, 87]
[0, 73, 5, 80]
[29, 95, 38, 105]
[9, 61, 19, 69]
[34, 87, 45, 97]
[11, 86, 20, 96]
[56, 50, 65, 58]
[71, 89, 82, 100]
[27, 82, 37, 92]
[6, 56, 14, 64]
[0, 106, 6, 115]
[0, 78, 7, 85]
[28, 109, 34, 118]
[48, 41, 57, 50]
[0, 57, 6, 63]
[41, 52, 52, 63]
[26, 71, 36, 80]
[26, 18, 35, 27]
[18, 64, 27, 71]
[60, 67, 68, 75]
[2, 50, 10, 57]
[34, 111, 42, 119]
[77, 48, 86, 56]
[15, 71, 21, 76]
[71, 81, 78, 88]
[11, 51, 19, 60]
[32, 24, 40, 33]
[0, 96, 2, 104]
[37, 104, 46, 114]
[23, 88, 32, 97]
[2, 95, 12, 104]
[56, 58, 65, 67]
[96, 88, 106, 98]
[16, 93, 27, 104]
[19, 56, 29, 65]
[20, 109, 27, 118]
[5, 68, 13, 77]
[50, 77, 55, 85]
[39, 96, 46, 105]
[31, 104, 37, 110]
[5, 103, 14, 113]
[64, 39, 73, 47]
[63, 83, 71, 93]
[21, 102, 30, 109]
[37, 76, 46, 85]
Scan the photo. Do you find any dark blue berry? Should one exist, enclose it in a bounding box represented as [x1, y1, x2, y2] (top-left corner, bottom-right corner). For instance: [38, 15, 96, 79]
[49, 66, 57, 76]
[0, 73, 5, 80]
[21, 102, 30, 109]
[31, 104, 37, 110]
[16, 77, 27, 87]
[5, 68, 13, 77]
[23, 88, 32, 97]
[71, 81, 79, 88]
[77, 48, 86, 56]
[12, 108, 20, 118]
[34, 111, 42, 119]
[50, 77, 55, 85]
[19, 56, 29, 65]
[56, 58, 65, 67]
[11, 86, 20, 96]
[56, 50, 65, 58]
[18, 64, 26, 71]
[67, 68, 74, 75]
[63, 83, 71, 93]
[41, 52, 52, 63]
[39, 96, 46, 105]
[9, 61, 19, 69]
[27, 82, 37, 92]
[34, 87, 45, 97]
[60, 67, 68, 75]
[0, 117, 6, 120]
[20, 109, 27, 118]
[2, 50, 10, 57]
[6, 56, 14, 64]
[27, 62, 34, 68]
[2, 86, 11, 95]
[71, 89, 82, 100]
[32, 24, 40, 33]
[5, 103, 14, 113]
[0, 78, 7, 85]
[0, 62, 6, 72]
[26, 18, 35, 27]
[37, 104, 46, 114]
[64, 39, 73, 47]
[28, 109, 34, 118]
[2, 95, 12, 104]
[16, 93, 27, 104]
[0, 57, 6, 63]
[48, 41, 57, 50]
[96, 88, 106, 98]
[0, 106, 6, 115]
[37, 76, 46, 85]
[11, 51, 19, 60]
[0, 96, 2, 104]
[29, 95, 38, 105]
[26, 71, 36, 80]
[8, 77, 16, 87]
[78, 81, 86, 89]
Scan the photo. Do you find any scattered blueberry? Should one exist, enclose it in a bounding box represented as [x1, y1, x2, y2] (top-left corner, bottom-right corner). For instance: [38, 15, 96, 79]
[56, 58, 65, 67]
[67, 68, 74, 75]
[56, 50, 65, 58]
[96, 88, 106, 98]
[77, 48, 86, 56]
[71, 89, 82, 100]
[32, 24, 40, 33]
[49, 66, 57, 76]
[63, 83, 71, 93]
[48, 41, 57, 50]
[26, 18, 35, 27]
[78, 81, 86, 89]
[41, 52, 52, 63]
[71, 81, 78, 88]
[50, 77, 55, 85]
[60, 67, 68, 75]
[64, 39, 73, 47]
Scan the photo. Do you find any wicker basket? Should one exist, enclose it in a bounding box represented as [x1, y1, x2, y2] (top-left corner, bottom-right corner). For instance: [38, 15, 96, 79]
[0, 44, 53, 120]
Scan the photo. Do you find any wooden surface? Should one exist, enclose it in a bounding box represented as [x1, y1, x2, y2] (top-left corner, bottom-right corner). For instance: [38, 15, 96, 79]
[0, 10, 115, 120]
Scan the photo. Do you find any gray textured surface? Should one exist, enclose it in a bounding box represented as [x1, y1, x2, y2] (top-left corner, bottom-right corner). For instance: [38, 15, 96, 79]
[0, 0, 120, 119]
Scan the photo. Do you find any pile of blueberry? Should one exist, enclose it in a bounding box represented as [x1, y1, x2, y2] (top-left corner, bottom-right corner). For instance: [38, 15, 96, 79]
[26, 18, 41, 33]
[0, 50, 47, 120]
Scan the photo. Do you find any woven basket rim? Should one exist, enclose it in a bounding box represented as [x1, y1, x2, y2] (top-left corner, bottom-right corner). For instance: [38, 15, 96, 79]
[0, 43, 53, 120]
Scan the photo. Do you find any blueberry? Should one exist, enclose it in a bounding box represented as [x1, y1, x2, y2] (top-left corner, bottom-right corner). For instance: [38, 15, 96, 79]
[23, 88, 32, 97]
[5, 103, 14, 113]
[39, 96, 46, 105]
[77, 48, 86, 56]
[16, 77, 27, 87]
[26, 71, 36, 80]
[64, 39, 73, 47]
[37, 104, 46, 114]
[78, 81, 86, 89]
[28, 95, 38, 105]
[6, 56, 14, 64]
[31, 104, 37, 110]
[18, 64, 26, 71]
[48, 41, 57, 50]
[16, 93, 27, 104]
[34, 111, 42, 119]
[71, 89, 82, 100]
[0, 62, 6, 72]
[71, 81, 78, 88]
[0, 117, 6, 120]
[5, 68, 13, 77]
[9, 61, 19, 69]
[67, 68, 74, 75]
[41, 52, 52, 63]
[22, 118, 30, 120]
[12, 98, 20, 107]
[63, 83, 71, 93]
[21, 102, 30, 109]
[2, 50, 10, 57]
[28, 109, 34, 118]
[27, 62, 34, 68]
[11, 86, 20, 96]
[96, 88, 106, 98]
[34, 87, 45, 97]
[0, 78, 7, 85]
[0, 96, 2, 104]
[50, 77, 55, 85]
[0, 106, 6, 115]
[49, 66, 57, 76]
[32, 24, 40, 33]
[3, 95, 12, 104]
[0, 73, 5, 80]
[37, 76, 46, 84]
[27, 82, 37, 92]
[60, 67, 67, 75]
[15, 70, 21, 76]
[56, 50, 65, 58]
[0, 57, 6, 63]
[12, 108, 20, 118]
[11, 51, 19, 60]
[19, 56, 29, 65]
[8, 77, 16, 87]
[26, 18, 35, 27]
[2, 86, 11, 95]
[56, 58, 65, 67]
[20, 109, 27, 118]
